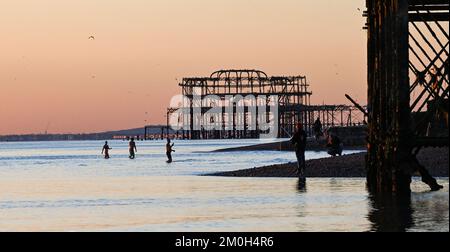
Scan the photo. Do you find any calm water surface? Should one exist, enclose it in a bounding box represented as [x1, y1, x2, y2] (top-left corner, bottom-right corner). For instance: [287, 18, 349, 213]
[0, 140, 447, 231]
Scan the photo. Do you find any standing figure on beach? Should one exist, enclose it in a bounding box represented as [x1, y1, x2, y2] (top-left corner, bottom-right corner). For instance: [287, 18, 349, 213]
[291, 122, 307, 179]
[313, 117, 323, 141]
[129, 138, 137, 159]
[101, 141, 112, 159]
[166, 138, 175, 163]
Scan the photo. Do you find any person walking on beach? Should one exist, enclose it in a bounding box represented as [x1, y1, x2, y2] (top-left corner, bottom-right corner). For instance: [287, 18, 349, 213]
[129, 138, 137, 159]
[313, 117, 323, 141]
[291, 122, 307, 179]
[166, 138, 175, 163]
[101, 141, 112, 159]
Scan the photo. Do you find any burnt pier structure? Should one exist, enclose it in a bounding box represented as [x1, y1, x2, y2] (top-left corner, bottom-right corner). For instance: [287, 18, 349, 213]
[168, 69, 366, 139]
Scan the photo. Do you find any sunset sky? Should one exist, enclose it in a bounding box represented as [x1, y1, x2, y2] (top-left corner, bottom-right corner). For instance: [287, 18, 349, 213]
[0, 0, 366, 135]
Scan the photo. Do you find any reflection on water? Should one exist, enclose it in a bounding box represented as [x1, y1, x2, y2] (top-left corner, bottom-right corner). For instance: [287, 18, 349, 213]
[297, 178, 307, 192]
[0, 140, 447, 231]
[0, 176, 447, 232]
[368, 182, 450, 232]
[368, 194, 414, 232]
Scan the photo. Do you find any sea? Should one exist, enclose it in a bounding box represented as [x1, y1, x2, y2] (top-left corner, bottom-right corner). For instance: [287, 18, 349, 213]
[0, 139, 448, 231]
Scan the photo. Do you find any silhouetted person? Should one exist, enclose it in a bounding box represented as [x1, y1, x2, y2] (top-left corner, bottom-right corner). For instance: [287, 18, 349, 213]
[129, 138, 137, 159]
[166, 138, 175, 163]
[101, 141, 111, 159]
[429, 67, 440, 96]
[291, 122, 307, 179]
[326, 134, 343, 157]
[313, 117, 323, 140]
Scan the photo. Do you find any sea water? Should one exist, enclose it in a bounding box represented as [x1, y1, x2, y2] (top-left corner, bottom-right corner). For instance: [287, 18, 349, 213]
[0, 140, 447, 231]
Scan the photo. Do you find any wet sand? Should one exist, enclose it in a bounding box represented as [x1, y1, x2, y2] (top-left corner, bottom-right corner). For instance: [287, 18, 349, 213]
[209, 147, 449, 177]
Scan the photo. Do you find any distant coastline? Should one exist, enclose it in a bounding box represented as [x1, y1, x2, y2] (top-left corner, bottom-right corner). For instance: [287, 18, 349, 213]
[0, 125, 175, 142]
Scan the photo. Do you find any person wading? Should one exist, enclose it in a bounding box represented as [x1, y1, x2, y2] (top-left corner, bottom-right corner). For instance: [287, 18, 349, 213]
[291, 122, 307, 179]
[166, 138, 175, 163]
[101, 141, 112, 159]
[129, 138, 137, 159]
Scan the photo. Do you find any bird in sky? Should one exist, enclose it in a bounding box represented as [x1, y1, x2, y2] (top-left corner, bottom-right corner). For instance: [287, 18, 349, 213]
[88, 35, 95, 40]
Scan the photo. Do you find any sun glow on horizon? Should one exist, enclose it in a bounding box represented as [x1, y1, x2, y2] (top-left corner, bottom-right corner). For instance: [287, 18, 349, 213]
[0, 0, 366, 135]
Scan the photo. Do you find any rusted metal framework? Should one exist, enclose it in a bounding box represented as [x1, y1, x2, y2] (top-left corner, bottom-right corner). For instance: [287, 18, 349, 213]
[306, 105, 367, 130]
[168, 69, 367, 139]
[366, 0, 448, 193]
[173, 69, 312, 139]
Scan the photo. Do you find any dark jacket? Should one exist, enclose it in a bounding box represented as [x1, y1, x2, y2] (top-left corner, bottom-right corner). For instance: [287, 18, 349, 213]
[313, 120, 322, 132]
[327, 135, 341, 148]
[291, 129, 307, 152]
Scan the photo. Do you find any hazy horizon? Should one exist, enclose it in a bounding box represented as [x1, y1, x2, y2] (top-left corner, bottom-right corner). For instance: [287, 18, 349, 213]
[1, 0, 367, 135]
[0, 124, 169, 136]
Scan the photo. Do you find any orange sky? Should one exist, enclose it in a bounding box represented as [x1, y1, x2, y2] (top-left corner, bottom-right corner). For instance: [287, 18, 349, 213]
[0, 0, 366, 135]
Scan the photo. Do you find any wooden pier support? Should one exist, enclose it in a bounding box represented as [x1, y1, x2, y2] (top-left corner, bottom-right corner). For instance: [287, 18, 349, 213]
[366, 0, 448, 193]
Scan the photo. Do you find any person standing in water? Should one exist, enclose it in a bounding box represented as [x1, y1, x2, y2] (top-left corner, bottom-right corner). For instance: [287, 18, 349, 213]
[129, 138, 137, 159]
[101, 141, 112, 159]
[291, 122, 307, 179]
[166, 138, 175, 163]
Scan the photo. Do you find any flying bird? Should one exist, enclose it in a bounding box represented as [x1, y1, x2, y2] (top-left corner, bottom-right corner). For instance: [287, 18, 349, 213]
[88, 35, 95, 40]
